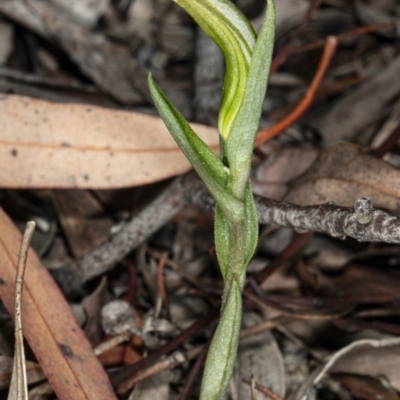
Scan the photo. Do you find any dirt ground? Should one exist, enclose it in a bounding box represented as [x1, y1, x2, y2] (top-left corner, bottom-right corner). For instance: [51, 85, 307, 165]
[1, 0, 400, 399]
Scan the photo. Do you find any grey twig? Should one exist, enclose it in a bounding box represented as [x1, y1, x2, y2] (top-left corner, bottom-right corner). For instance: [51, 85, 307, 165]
[52, 176, 187, 295]
[52, 173, 400, 296]
[256, 196, 400, 243]
[186, 180, 400, 243]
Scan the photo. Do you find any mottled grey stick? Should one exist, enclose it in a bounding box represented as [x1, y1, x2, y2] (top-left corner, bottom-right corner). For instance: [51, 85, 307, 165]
[186, 181, 400, 243]
[52, 174, 400, 296]
[256, 196, 400, 243]
[52, 175, 188, 295]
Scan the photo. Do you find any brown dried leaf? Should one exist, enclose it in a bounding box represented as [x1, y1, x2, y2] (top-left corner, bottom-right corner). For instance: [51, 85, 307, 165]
[52, 190, 113, 258]
[252, 147, 318, 199]
[0, 210, 117, 400]
[0, 95, 218, 189]
[285, 143, 400, 212]
[293, 337, 400, 400]
[83, 277, 112, 346]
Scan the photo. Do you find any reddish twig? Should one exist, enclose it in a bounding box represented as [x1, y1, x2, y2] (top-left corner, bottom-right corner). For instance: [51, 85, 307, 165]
[271, 0, 323, 74]
[292, 24, 394, 54]
[239, 317, 288, 339]
[108, 307, 219, 386]
[243, 290, 351, 320]
[316, 75, 367, 99]
[123, 260, 143, 327]
[242, 377, 285, 400]
[255, 36, 338, 147]
[156, 252, 170, 317]
[179, 339, 211, 400]
[261, 293, 395, 308]
[117, 346, 203, 394]
[124, 261, 137, 308]
[255, 232, 313, 284]
[334, 318, 400, 336]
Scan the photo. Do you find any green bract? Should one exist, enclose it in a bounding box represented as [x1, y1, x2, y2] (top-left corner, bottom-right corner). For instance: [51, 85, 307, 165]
[148, 1, 275, 399]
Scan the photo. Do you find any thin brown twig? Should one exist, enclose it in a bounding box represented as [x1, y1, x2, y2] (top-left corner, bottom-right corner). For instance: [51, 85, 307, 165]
[108, 307, 219, 386]
[13, 221, 35, 400]
[119, 316, 286, 395]
[239, 317, 288, 339]
[270, 0, 323, 73]
[255, 36, 338, 147]
[179, 339, 211, 400]
[117, 346, 203, 394]
[261, 293, 395, 308]
[124, 261, 137, 308]
[334, 318, 400, 336]
[255, 232, 313, 284]
[242, 377, 284, 400]
[316, 75, 367, 99]
[250, 376, 258, 400]
[292, 23, 394, 54]
[243, 290, 352, 320]
[149, 248, 209, 293]
[156, 252, 170, 317]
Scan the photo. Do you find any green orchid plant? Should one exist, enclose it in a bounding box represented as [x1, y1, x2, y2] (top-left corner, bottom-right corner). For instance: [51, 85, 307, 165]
[148, 0, 275, 398]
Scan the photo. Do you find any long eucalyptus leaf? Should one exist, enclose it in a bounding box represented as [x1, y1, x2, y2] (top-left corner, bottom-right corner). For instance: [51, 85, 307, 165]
[200, 280, 242, 400]
[226, 0, 276, 198]
[148, 74, 244, 221]
[174, 0, 256, 140]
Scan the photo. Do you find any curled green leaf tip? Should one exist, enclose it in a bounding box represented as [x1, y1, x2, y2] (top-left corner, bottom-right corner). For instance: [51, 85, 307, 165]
[173, 0, 257, 140]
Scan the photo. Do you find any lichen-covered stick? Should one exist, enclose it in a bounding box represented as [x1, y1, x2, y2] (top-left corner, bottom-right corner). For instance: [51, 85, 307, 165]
[186, 181, 400, 244]
[53, 170, 400, 300]
[256, 196, 400, 243]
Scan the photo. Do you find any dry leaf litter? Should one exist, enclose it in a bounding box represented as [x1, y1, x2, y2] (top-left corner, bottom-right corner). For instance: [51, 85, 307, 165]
[1, 1, 400, 400]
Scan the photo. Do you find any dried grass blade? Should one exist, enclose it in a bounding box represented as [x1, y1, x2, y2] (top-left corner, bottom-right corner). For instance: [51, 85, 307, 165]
[8, 221, 35, 400]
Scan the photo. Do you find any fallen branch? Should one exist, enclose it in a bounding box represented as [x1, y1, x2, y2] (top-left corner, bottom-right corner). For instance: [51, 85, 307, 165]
[53, 173, 400, 295]
[256, 196, 400, 243]
[187, 179, 400, 243]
